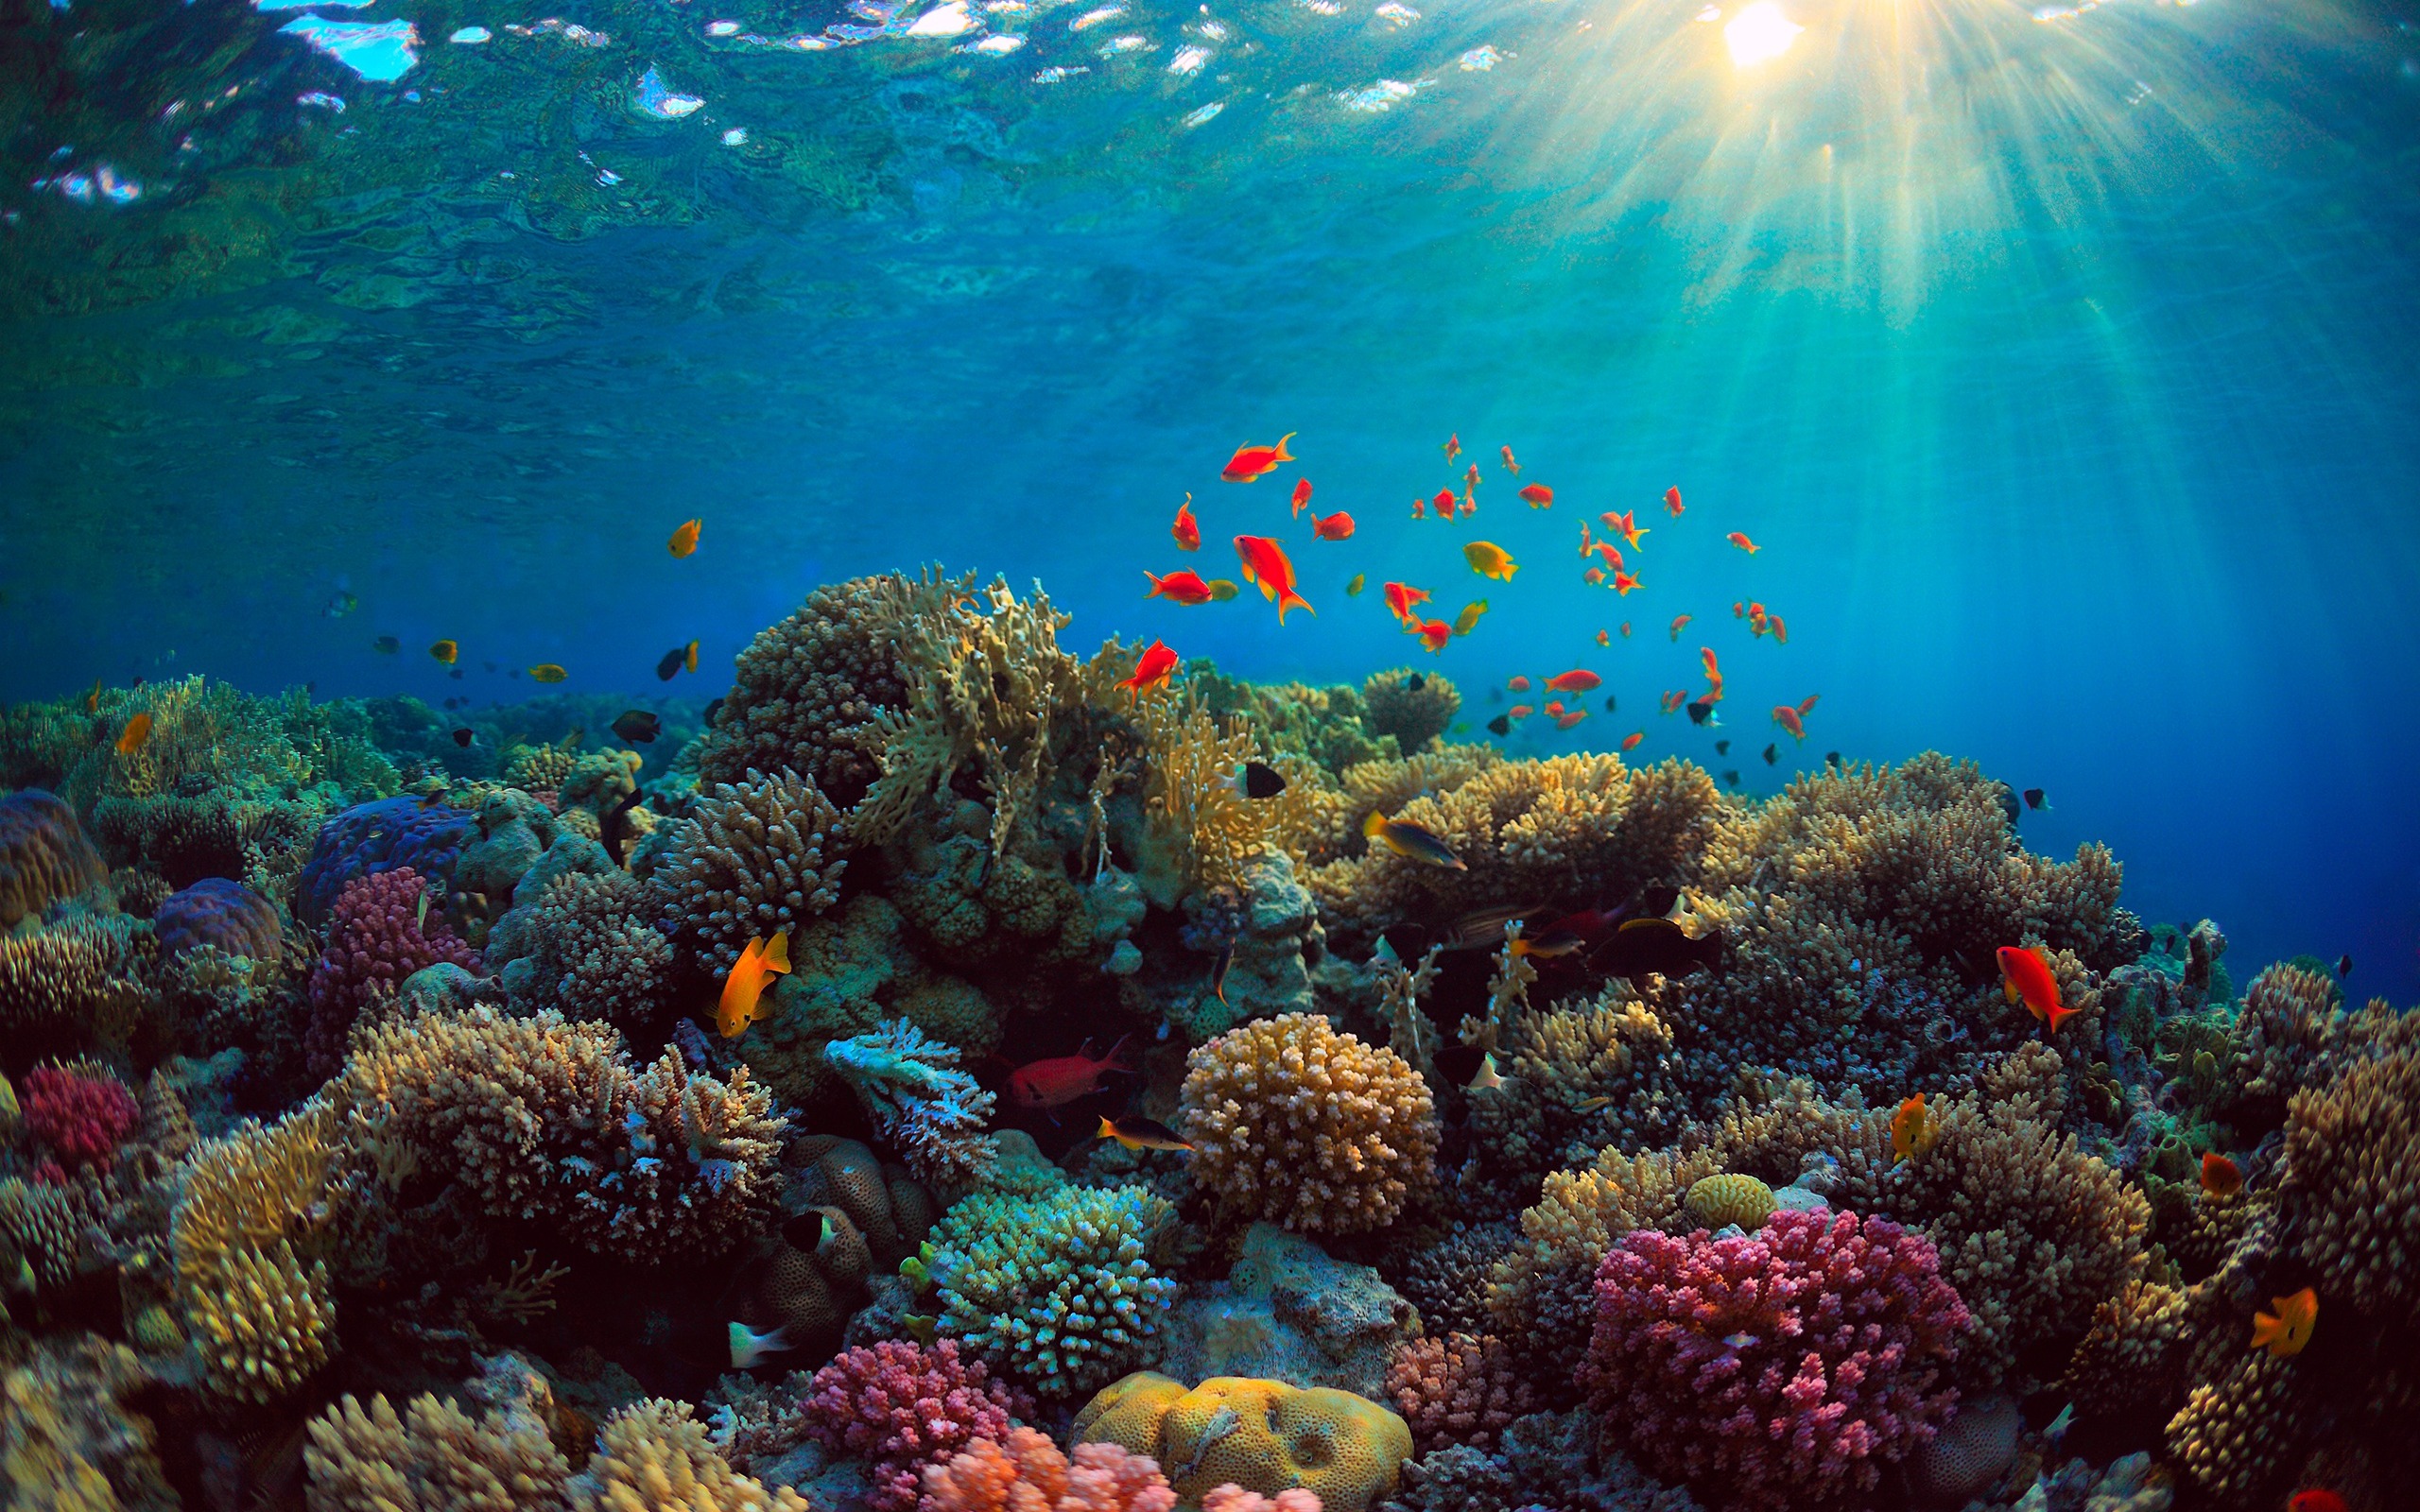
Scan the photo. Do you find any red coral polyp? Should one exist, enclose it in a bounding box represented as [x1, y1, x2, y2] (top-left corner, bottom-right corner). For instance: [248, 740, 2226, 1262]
[21, 1064, 141, 1169]
[799, 1339, 1031, 1512]
[1582, 1208, 1969, 1511]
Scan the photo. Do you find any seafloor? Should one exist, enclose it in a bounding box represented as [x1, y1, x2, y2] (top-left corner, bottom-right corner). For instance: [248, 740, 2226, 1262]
[0, 566, 2407, 1512]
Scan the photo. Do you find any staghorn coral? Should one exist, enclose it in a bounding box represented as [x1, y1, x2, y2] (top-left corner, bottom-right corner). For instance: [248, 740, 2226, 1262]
[1500, 986, 1686, 1157]
[1, 1173, 96, 1292]
[798, 1339, 1032, 1512]
[304, 1386, 572, 1512]
[0, 788, 106, 928]
[170, 1100, 340, 1402]
[1073, 1373, 1410, 1512]
[20, 1063, 140, 1171]
[486, 866, 676, 1027]
[1359, 671, 1460, 757]
[920, 1427, 1178, 1512]
[1583, 1209, 1969, 1511]
[1383, 1333, 1540, 1455]
[928, 1185, 1182, 1398]
[1181, 1013, 1438, 1235]
[570, 1400, 812, 1512]
[822, 1019, 1000, 1191]
[1130, 693, 1335, 902]
[304, 867, 480, 1076]
[654, 766, 847, 976]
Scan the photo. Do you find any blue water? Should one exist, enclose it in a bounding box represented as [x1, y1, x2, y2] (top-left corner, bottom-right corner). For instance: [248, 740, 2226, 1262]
[3, 0, 2417, 993]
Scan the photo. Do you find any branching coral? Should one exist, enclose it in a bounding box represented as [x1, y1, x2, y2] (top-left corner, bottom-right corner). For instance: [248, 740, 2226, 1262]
[1359, 671, 1460, 756]
[822, 1018, 999, 1190]
[0, 1339, 176, 1512]
[1392, 1220, 1516, 1340]
[304, 1388, 572, 1512]
[170, 1100, 340, 1402]
[20, 1062, 140, 1170]
[0, 916, 153, 1045]
[928, 1184, 1182, 1397]
[572, 1400, 812, 1512]
[922, 1427, 1178, 1512]
[1502, 987, 1686, 1157]
[2279, 1004, 2420, 1328]
[0, 788, 106, 928]
[1182, 1013, 1438, 1235]
[1128, 692, 1336, 900]
[1384, 1333, 1540, 1454]
[798, 1338, 1032, 1512]
[654, 766, 847, 975]
[487, 866, 676, 1026]
[304, 866, 481, 1075]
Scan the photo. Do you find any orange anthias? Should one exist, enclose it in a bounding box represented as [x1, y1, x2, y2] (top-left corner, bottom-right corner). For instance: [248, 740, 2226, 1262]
[1770, 614, 1789, 644]
[1291, 477, 1313, 517]
[1727, 531, 1759, 554]
[2200, 1152, 2244, 1198]
[1009, 1038, 1134, 1109]
[1500, 444, 1520, 474]
[1432, 489, 1458, 518]
[1412, 618, 1452, 653]
[1603, 510, 1648, 550]
[1222, 432, 1297, 482]
[1507, 675, 1531, 691]
[1669, 614, 1693, 641]
[1519, 483, 1554, 507]
[1590, 542, 1625, 573]
[1310, 510, 1355, 541]
[1120, 640, 1180, 694]
[1996, 945, 2076, 1033]
[2250, 1287, 2319, 1359]
[717, 932, 792, 1039]
[1613, 570, 1641, 595]
[1144, 569, 1216, 606]
[1545, 669, 1601, 693]
[1442, 432, 1461, 462]
[1664, 485, 1684, 515]
[1620, 730, 1644, 750]
[1171, 494, 1201, 551]
[1385, 582, 1433, 624]
[1555, 709, 1587, 729]
[1772, 705, 1806, 740]
[1234, 536, 1315, 623]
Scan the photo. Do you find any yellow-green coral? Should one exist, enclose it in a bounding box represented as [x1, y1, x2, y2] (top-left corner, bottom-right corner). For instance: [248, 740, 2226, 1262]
[1073, 1373, 1412, 1512]
[169, 1101, 340, 1402]
[1682, 1173, 1776, 1231]
[571, 1400, 812, 1512]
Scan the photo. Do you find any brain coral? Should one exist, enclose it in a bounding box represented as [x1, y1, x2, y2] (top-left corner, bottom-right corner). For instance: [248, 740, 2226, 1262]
[654, 765, 847, 975]
[1682, 1174, 1775, 1231]
[151, 876, 285, 966]
[1073, 1373, 1412, 1512]
[798, 1338, 1033, 1512]
[1182, 1013, 1437, 1235]
[921, 1427, 1177, 1512]
[928, 1184, 1182, 1398]
[0, 788, 106, 928]
[296, 795, 475, 926]
[1583, 1209, 1969, 1510]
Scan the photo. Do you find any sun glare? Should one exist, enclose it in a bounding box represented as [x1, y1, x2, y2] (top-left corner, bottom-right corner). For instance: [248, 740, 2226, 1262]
[1722, 1, 1804, 66]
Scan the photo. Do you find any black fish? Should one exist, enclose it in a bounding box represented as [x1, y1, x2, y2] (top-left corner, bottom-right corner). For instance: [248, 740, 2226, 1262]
[451, 728, 474, 747]
[1715, 740, 1730, 756]
[1591, 917, 1722, 982]
[2022, 787, 2048, 811]
[1995, 784, 2021, 828]
[1210, 938, 1236, 1004]
[1762, 744, 1778, 765]
[601, 789, 645, 868]
[1825, 751, 1842, 767]
[372, 635, 401, 654]
[1406, 673, 1426, 693]
[704, 696, 726, 726]
[658, 648, 685, 680]
[1487, 714, 1512, 737]
[613, 710, 663, 744]
[450, 668, 465, 679]
[1434, 1042, 1485, 1087]
[1720, 769, 1740, 787]
[1603, 695, 1617, 713]
[1235, 761, 1287, 800]
[2337, 954, 2352, 978]
[1686, 698, 1717, 726]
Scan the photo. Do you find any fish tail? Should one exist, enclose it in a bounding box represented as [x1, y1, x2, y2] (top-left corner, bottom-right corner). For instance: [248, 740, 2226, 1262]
[1143, 570, 1164, 597]
[1277, 586, 1315, 622]
[1274, 431, 1297, 462]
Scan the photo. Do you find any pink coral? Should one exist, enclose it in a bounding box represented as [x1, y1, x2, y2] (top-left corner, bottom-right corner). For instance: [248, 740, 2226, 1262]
[920, 1427, 1176, 1512]
[802, 1339, 1033, 1512]
[1582, 1208, 1968, 1511]
[20, 1063, 140, 1169]
[1199, 1490, 1322, 1512]
[304, 867, 477, 1075]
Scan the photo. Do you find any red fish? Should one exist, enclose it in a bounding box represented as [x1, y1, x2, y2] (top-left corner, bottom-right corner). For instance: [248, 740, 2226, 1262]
[1701, 648, 1720, 680]
[1234, 536, 1315, 623]
[1620, 730, 1644, 750]
[1009, 1038, 1133, 1108]
[1797, 695, 1819, 715]
[1545, 669, 1601, 693]
[1595, 629, 1610, 646]
[1545, 699, 1565, 716]
[2290, 1491, 2346, 1512]
[1613, 571, 1641, 596]
[1120, 640, 1179, 694]
[1413, 618, 1452, 653]
[1500, 444, 1519, 475]
[1433, 489, 1457, 517]
[1410, 495, 1426, 519]
[1590, 542, 1625, 573]
[1619, 622, 1631, 637]
[1464, 462, 1480, 490]
[1222, 433, 1297, 482]
[1442, 432, 1461, 462]
[1385, 582, 1433, 623]
[1769, 614, 1789, 644]
[1583, 567, 1606, 586]
[1509, 703, 1534, 719]
[1457, 493, 1478, 518]
[1171, 494, 1201, 552]
[1310, 511, 1355, 541]
[1602, 510, 1647, 550]
[1555, 710, 1587, 730]
[1659, 690, 1687, 714]
[1144, 570, 1216, 606]
[1772, 705, 1806, 739]
[1291, 477, 1313, 517]
[1996, 945, 2076, 1033]
[1519, 483, 1553, 508]
[1507, 676, 1531, 691]
[2200, 1152, 2243, 1198]
[1727, 532, 1759, 554]
[1578, 522, 1595, 555]
[1669, 614, 1693, 641]
[1664, 486, 1684, 515]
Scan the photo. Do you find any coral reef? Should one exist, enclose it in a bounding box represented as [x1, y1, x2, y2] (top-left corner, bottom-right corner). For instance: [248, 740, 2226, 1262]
[1383, 1332, 1540, 1454]
[1157, 1225, 1420, 1400]
[0, 788, 106, 927]
[921, 1427, 1178, 1512]
[1074, 1372, 1413, 1512]
[798, 1339, 1032, 1512]
[151, 876, 285, 966]
[486, 866, 677, 1027]
[822, 1018, 1000, 1190]
[1359, 671, 1460, 757]
[304, 866, 481, 1074]
[654, 766, 848, 975]
[297, 794, 476, 925]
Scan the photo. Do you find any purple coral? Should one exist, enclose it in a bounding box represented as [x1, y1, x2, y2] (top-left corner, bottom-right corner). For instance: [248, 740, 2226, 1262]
[154, 877, 285, 966]
[1582, 1208, 1968, 1511]
[304, 867, 478, 1075]
[295, 796, 475, 926]
[799, 1339, 1032, 1512]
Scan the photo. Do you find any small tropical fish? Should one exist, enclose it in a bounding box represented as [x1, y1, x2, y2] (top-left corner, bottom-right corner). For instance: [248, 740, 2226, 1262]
[1222, 432, 1297, 482]
[1500, 444, 1519, 474]
[430, 640, 459, 665]
[729, 1322, 790, 1367]
[1544, 700, 1565, 717]
[1210, 937, 1235, 1003]
[705, 696, 726, 725]
[1509, 704, 1534, 719]
[1578, 522, 1595, 555]
[1235, 536, 1315, 623]
[1590, 542, 1625, 573]
[611, 710, 661, 744]
[1891, 1093, 1931, 1164]
[529, 663, 569, 683]
[1603, 510, 1647, 550]
[1772, 705, 1806, 740]
[372, 635, 401, 654]
[600, 790, 645, 868]
[1432, 488, 1458, 516]
[1412, 618, 1453, 653]
[1715, 739, 1730, 754]
[1605, 694, 1618, 712]
[1797, 695, 1819, 715]
[1554, 710, 1587, 729]
[2022, 787, 2048, 811]
[2289, 1491, 2347, 1512]
[1769, 614, 1789, 644]
[1518, 483, 1553, 508]
[1453, 600, 1489, 636]
[1545, 669, 1600, 693]
[2200, 1152, 2243, 1198]
[1207, 579, 1240, 601]
[1442, 432, 1461, 462]
[1686, 698, 1720, 727]
[1511, 928, 1586, 960]
[1660, 691, 1687, 714]
[1406, 673, 1426, 691]
[1664, 486, 1684, 515]
[1223, 761, 1288, 799]
[114, 713, 152, 756]
[1009, 1038, 1132, 1108]
[1311, 510, 1356, 541]
[1824, 750, 1842, 767]
[1468, 1052, 1507, 1091]
[1996, 945, 2076, 1033]
[1507, 675, 1531, 691]
[1120, 640, 1180, 694]
[657, 643, 695, 680]
[1346, 573, 1366, 596]
[1098, 1114, 1193, 1153]
[1668, 614, 1692, 642]
[2337, 953, 2352, 978]
[1576, 1094, 1616, 1112]
[1613, 571, 1640, 595]
[82, 679, 101, 713]
[669, 518, 702, 558]
[452, 728, 474, 747]
[2249, 1287, 2318, 1359]
[1727, 532, 1759, 554]
[1384, 582, 1433, 623]
[1620, 730, 1643, 750]
[1620, 622, 1632, 637]
[1145, 569, 1218, 606]
[1720, 769, 1740, 786]
[1462, 541, 1517, 579]
[1410, 496, 1426, 519]
[1291, 477, 1314, 517]
[1594, 628, 1610, 646]
[717, 932, 792, 1039]
[1486, 713, 1511, 736]
[1584, 567, 1606, 586]
[323, 592, 359, 619]
[1593, 917, 1720, 981]
[1172, 493, 1201, 551]
[1363, 809, 1465, 868]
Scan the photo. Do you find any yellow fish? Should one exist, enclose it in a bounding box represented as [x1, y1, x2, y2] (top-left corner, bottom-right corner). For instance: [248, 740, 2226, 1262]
[1206, 579, 1241, 602]
[529, 663, 569, 683]
[83, 679, 101, 714]
[2250, 1288, 2317, 1359]
[717, 932, 791, 1039]
[684, 639, 700, 674]
[1453, 600, 1488, 636]
[1890, 1093, 1934, 1165]
[1346, 574, 1366, 597]
[669, 518, 702, 557]
[1463, 541, 1518, 580]
[430, 639, 458, 665]
[1097, 1115, 1194, 1153]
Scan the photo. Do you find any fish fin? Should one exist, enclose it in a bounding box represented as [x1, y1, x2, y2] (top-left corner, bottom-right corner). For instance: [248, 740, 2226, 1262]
[762, 932, 791, 974]
[1363, 809, 1387, 840]
[1274, 431, 1296, 462]
[1277, 587, 1315, 623]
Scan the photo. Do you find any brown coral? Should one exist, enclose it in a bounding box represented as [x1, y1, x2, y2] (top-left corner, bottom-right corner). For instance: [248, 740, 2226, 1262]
[1359, 670, 1459, 756]
[1383, 1333, 1539, 1454]
[304, 1389, 573, 1512]
[0, 789, 106, 928]
[655, 766, 847, 975]
[571, 1400, 812, 1512]
[2280, 1005, 2420, 1328]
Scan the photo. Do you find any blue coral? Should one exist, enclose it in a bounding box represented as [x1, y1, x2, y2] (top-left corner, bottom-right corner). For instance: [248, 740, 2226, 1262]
[295, 796, 475, 926]
[822, 1018, 998, 1188]
[153, 877, 285, 967]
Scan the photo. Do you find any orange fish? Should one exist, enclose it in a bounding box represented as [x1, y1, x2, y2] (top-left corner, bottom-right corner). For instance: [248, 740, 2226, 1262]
[1120, 640, 1180, 694]
[1996, 945, 2076, 1033]
[1457, 492, 1478, 518]
[1234, 536, 1315, 623]
[1222, 433, 1298, 482]
[1545, 669, 1601, 693]
[1669, 614, 1693, 641]
[1584, 567, 1606, 586]
[1602, 510, 1647, 550]
[1797, 695, 1819, 715]
[1311, 511, 1355, 541]
[1464, 462, 1481, 491]
[1509, 704, 1534, 719]
[1145, 570, 1217, 606]
[1545, 699, 1565, 716]
[1620, 730, 1644, 750]
[1519, 483, 1553, 508]
[668, 518, 702, 557]
[1291, 477, 1313, 517]
[1733, 601, 1745, 618]
[1590, 542, 1625, 573]
[1172, 494, 1201, 551]
[1613, 571, 1641, 596]
[1701, 648, 1720, 680]
[2200, 1153, 2243, 1198]
[717, 932, 791, 1038]
[1578, 522, 1595, 555]
[1010, 1038, 1133, 1108]
[114, 713, 152, 756]
[1555, 710, 1587, 729]
[1443, 432, 1461, 462]
[1770, 614, 1789, 644]
[1662, 486, 1684, 515]
[1507, 675, 1531, 691]
[1410, 495, 1427, 519]
[1500, 444, 1520, 475]
[1659, 690, 1687, 714]
[1595, 629, 1611, 647]
[1727, 532, 1759, 554]
[1432, 489, 1457, 517]
[1412, 618, 1452, 653]
[1772, 705, 1806, 740]
[2290, 1491, 2346, 1512]
[2250, 1287, 2318, 1359]
[1890, 1093, 1933, 1164]
[1386, 582, 1433, 623]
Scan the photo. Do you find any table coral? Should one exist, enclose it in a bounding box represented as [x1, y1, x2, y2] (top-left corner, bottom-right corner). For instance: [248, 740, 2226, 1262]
[304, 866, 480, 1075]
[0, 788, 106, 928]
[654, 765, 848, 975]
[921, 1426, 1178, 1512]
[1583, 1209, 1970, 1510]
[20, 1062, 140, 1171]
[798, 1338, 1033, 1512]
[1181, 1013, 1437, 1235]
[1072, 1373, 1411, 1512]
[151, 875, 285, 966]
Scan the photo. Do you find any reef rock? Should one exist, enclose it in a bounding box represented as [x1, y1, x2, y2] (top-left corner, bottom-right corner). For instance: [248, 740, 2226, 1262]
[1157, 1224, 1420, 1399]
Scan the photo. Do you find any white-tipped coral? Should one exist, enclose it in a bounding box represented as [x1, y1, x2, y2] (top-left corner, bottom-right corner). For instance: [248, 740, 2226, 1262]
[822, 1018, 1000, 1189]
